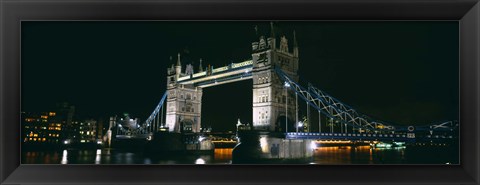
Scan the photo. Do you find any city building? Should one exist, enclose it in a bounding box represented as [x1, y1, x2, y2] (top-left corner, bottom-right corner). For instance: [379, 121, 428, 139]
[71, 119, 98, 143]
[22, 111, 63, 144]
[22, 102, 76, 146]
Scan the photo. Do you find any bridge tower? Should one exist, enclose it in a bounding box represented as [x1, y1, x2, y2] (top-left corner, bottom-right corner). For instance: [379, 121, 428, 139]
[251, 23, 299, 132]
[165, 53, 203, 133]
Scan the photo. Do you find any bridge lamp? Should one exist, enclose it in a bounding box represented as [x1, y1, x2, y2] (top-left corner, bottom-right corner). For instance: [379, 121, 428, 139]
[310, 141, 317, 150]
[284, 81, 290, 133]
[297, 121, 303, 132]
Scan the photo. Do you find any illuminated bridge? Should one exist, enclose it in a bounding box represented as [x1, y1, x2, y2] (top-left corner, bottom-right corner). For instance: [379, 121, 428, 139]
[115, 24, 458, 147]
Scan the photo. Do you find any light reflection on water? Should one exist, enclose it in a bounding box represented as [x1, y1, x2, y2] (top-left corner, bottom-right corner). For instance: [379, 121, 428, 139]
[22, 146, 456, 164]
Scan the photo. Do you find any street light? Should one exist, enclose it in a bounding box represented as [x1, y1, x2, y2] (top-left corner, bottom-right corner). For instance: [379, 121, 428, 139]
[284, 81, 290, 133]
[298, 121, 303, 132]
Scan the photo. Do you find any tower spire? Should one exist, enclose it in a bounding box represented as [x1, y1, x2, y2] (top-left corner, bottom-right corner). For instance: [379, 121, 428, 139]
[270, 22, 275, 39]
[293, 30, 299, 57]
[293, 30, 298, 48]
[176, 53, 181, 66]
[199, 58, 203, 72]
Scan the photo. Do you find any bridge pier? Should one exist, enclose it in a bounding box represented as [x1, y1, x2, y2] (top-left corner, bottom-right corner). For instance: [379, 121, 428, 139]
[232, 131, 314, 164]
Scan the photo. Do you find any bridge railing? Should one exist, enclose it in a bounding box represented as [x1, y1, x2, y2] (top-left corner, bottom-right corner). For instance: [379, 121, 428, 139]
[132, 91, 168, 135]
[274, 66, 457, 134]
[274, 66, 393, 133]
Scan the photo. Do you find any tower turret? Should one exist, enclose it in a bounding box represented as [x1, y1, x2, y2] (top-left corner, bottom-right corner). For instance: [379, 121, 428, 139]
[175, 53, 182, 79]
[293, 30, 299, 57]
[199, 58, 203, 72]
[267, 22, 276, 49]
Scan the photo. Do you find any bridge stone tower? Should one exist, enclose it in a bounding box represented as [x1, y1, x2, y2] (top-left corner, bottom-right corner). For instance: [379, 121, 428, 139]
[251, 24, 299, 132]
[165, 53, 203, 133]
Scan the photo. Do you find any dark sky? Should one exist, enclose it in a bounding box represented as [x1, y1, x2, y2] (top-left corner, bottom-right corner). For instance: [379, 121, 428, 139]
[21, 21, 459, 131]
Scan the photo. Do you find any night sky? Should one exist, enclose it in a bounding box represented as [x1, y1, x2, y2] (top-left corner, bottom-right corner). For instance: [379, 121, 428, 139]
[21, 21, 459, 131]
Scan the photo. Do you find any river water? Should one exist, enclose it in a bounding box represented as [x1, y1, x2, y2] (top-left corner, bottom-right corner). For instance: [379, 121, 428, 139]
[22, 146, 458, 165]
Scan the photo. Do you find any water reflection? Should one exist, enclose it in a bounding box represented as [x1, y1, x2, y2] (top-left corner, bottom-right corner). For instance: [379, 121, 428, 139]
[61, 150, 68, 164]
[214, 148, 233, 164]
[195, 158, 206, 164]
[95, 149, 101, 164]
[22, 145, 456, 164]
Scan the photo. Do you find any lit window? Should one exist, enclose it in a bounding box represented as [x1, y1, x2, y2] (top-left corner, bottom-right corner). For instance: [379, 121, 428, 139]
[49, 112, 56, 116]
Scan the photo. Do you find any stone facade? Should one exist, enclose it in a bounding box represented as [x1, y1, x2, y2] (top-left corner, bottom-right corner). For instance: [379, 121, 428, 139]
[251, 26, 299, 132]
[165, 54, 203, 133]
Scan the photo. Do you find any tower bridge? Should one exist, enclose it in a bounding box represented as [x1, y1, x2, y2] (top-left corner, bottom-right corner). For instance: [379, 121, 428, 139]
[116, 24, 458, 151]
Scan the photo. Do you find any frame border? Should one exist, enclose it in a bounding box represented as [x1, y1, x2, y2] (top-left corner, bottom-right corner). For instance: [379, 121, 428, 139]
[1, 0, 479, 184]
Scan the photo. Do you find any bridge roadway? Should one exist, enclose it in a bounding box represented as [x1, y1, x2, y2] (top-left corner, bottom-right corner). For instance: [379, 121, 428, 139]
[285, 132, 455, 143]
[116, 131, 455, 143]
[177, 60, 253, 88]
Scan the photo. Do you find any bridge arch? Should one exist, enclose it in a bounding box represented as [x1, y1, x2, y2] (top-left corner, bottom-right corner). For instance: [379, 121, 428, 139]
[180, 119, 194, 133]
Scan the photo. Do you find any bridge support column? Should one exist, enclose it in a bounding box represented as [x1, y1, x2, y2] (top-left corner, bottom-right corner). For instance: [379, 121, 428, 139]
[232, 131, 314, 164]
[165, 85, 203, 133]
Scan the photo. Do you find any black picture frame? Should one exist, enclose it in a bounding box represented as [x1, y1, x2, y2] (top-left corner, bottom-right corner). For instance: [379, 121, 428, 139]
[1, 0, 479, 184]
